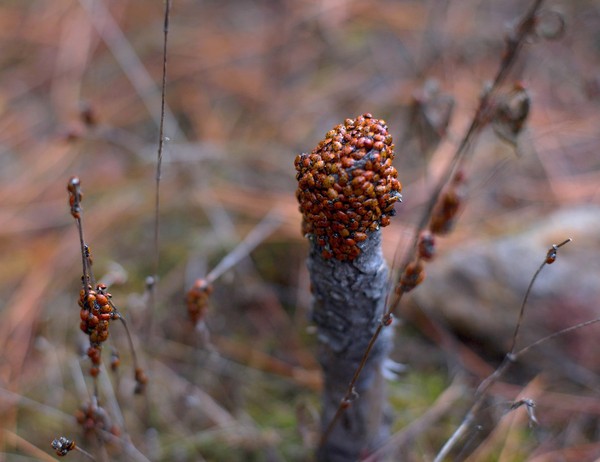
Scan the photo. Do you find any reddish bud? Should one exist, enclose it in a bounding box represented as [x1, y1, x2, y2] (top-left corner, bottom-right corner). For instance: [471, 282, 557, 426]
[418, 231, 436, 261]
[397, 260, 426, 294]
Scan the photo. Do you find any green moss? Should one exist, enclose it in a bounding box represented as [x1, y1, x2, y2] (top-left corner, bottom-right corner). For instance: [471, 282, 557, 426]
[388, 370, 447, 430]
[243, 381, 317, 461]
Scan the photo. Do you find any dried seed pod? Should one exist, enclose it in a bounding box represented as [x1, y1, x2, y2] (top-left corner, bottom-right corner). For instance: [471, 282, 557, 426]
[534, 9, 565, 40]
[295, 114, 402, 260]
[407, 79, 454, 161]
[492, 83, 531, 146]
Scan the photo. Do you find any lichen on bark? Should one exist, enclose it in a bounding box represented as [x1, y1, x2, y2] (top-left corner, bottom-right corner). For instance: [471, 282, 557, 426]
[308, 230, 393, 460]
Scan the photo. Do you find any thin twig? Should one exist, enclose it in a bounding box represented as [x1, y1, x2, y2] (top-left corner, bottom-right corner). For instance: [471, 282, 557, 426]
[205, 209, 282, 284]
[74, 446, 98, 461]
[509, 238, 572, 354]
[68, 178, 90, 293]
[515, 318, 600, 358]
[434, 238, 572, 462]
[154, 0, 171, 282]
[509, 259, 547, 353]
[436, 315, 600, 462]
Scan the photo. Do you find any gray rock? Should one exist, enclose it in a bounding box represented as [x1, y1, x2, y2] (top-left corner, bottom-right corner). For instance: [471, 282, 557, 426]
[412, 206, 600, 375]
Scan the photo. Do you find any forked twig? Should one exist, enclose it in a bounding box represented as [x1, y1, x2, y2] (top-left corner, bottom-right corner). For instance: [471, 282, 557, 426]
[154, 0, 171, 282]
[434, 238, 574, 462]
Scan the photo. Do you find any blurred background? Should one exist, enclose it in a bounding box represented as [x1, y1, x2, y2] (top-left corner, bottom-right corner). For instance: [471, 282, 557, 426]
[1, 0, 599, 460]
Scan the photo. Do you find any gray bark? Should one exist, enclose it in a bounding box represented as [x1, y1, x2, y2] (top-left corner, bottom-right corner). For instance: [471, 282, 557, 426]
[308, 230, 392, 461]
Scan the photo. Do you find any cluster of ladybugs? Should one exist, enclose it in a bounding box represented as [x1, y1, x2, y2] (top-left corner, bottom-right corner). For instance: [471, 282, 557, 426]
[430, 170, 465, 236]
[295, 113, 402, 261]
[396, 171, 465, 295]
[75, 401, 119, 437]
[186, 278, 213, 326]
[51, 402, 120, 457]
[79, 283, 120, 377]
[67, 176, 82, 220]
[68, 177, 147, 389]
[395, 85, 531, 295]
[51, 436, 76, 457]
